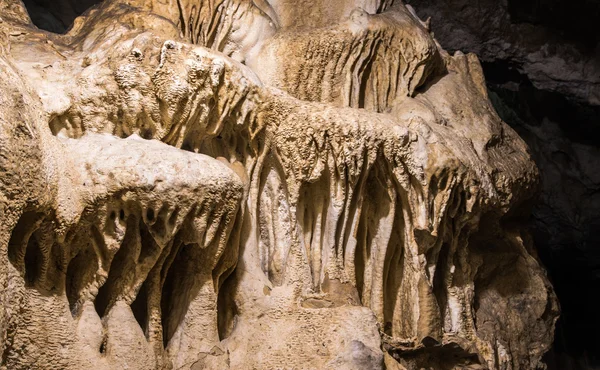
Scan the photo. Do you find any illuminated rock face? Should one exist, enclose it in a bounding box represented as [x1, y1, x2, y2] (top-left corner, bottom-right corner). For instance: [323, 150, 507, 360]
[0, 1, 558, 369]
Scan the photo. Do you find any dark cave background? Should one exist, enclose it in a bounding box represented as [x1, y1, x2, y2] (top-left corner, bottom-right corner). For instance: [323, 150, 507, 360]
[21, 0, 600, 368]
[21, 0, 102, 33]
[407, 0, 600, 368]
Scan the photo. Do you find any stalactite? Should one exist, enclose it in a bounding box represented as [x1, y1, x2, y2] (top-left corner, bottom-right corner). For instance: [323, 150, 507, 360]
[0, 0, 557, 369]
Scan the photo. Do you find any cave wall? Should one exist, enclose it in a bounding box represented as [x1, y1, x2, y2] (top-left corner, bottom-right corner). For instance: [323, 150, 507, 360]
[406, 0, 600, 368]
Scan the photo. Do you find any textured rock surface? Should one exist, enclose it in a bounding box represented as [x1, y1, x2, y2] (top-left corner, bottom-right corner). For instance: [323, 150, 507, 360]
[0, 1, 558, 369]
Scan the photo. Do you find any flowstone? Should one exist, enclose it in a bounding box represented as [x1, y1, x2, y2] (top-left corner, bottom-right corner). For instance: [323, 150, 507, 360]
[0, 1, 558, 369]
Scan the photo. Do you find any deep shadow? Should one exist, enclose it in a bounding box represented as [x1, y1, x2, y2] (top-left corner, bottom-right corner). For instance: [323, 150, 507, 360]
[483, 60, 600, 147]
[160, 240, 207, 348]
[66, 246, 99, 316]
[387, 340, 481, 370]
[483, 59, 600, 368]
[7, 211, 46, 287]
[130, 279, 150, 337]
[507, 0, 600, 51]
[216, 271, 238, 341]
[22, 0, 103, 33]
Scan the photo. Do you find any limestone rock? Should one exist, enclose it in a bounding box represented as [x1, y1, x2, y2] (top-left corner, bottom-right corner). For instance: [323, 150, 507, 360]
[0, 1, 558, 369]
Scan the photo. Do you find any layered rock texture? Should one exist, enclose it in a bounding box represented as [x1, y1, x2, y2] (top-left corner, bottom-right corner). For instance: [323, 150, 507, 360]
[0, 1, 558, 369]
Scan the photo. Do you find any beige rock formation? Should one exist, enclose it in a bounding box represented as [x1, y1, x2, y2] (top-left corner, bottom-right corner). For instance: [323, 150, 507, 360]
[0, 0, 558, 369]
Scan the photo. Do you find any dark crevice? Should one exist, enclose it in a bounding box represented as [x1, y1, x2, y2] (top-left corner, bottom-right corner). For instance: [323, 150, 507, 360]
[23, 232, 43, 286]
[358, 51, 376, 109]
[8, 212, 44, 264]
[94, 217, 139, 318]
[66, 246, 98, 316]
[22, 0, 104, 34]
[386, 341, 481, 370]
[146, 208, 155, 222]
[382, 202, 404, 335]
[176, 0, 187, 39]
[161, 239, 206, 348]
[99, 335, 107, 354]
[432, 242, 449, 324]
[139, 220, 160, 263]
[217, 272, 238, 341]
[8, 211, 47, 287]
[131, 279, 150, 338]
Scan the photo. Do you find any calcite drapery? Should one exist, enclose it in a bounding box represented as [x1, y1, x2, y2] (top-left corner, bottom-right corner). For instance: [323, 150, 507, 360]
[0, 1, 558, 369]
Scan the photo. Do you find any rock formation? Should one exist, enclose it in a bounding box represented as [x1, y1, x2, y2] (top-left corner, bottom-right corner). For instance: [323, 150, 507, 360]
[0, 0, 558, 369]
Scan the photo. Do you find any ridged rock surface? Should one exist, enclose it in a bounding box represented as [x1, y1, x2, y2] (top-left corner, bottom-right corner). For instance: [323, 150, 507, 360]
[0, 1, 558, 369]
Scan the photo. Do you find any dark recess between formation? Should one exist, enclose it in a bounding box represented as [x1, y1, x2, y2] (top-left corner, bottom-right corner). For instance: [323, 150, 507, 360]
[22, 0, 103, 34]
